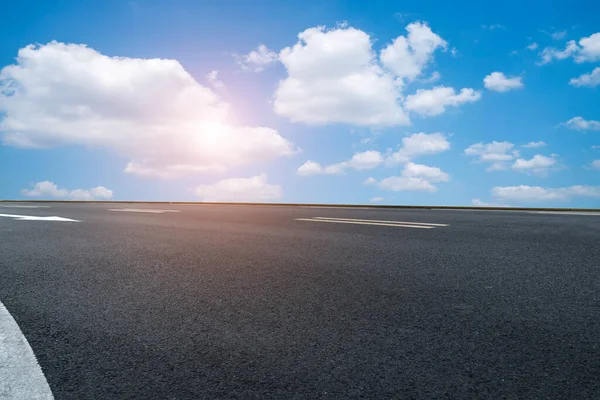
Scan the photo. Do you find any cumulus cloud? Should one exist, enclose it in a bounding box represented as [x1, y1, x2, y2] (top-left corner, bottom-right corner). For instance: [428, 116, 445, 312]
[512, 154, 557, 176]
[522, 141, 546, 148]
[569, 67, 600, 87]
[379, 22, 447, 82]
[296, 150, 384, 176]
[365, 161, 449, 193]
[0, 42, 295, 178]
[298, 132, 450, 176]
[21, 181, 113, 200]
[274, 24, 409, 126]
[404, 86, 481, 116]
[387, 132, 451, 164]
[366, 176, 437, 192]
[235, 44, 278, 72]
[273, 22, 475, 126]
[194, 174, 282, 202]
[471, 198, 510, 207]
[206, 70, 225, 89]
[483, 72, 524, 92]
[591, 160, 600, 170]
[297, 161, 337, 176]
[464, 141, 518, 171]
[492, 185, 600, 202]
[401, 161, 449, 182]
[526, 42, 539, 51]
[539, 32, 600, 64]
[564, 116, 600, 131]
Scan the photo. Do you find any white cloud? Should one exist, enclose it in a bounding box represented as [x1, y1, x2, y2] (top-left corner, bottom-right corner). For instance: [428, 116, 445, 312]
[492, 185, 600, 202]
[367, 176, 437, 192]
[206, 70, 224, 89]
[404, 86, 481, 116]
[483, 72, 524, 92]
[522, 141, 546, 148]
[539, 32, 600, 64]
[465, 141, 519, 171]
[235, 44, 278, 72]
[365, 161, 448, 192]
[569, 67, 600, 87]
[370, 196, 384, 203]
[296, 160, 345, 176]
[541, 30, 567, 40]
[346, 150, 385, 170]
[273, 24, 409, 126]
[388, 132, 451, 164]
[471, 198, 510, 207]
[593, 145, 600, 150]
[21, 181, 113, 200]
[526, 42, 539, 51]
[379, 22, 447, 82]
[296, 150, 384, 176]
[401, 161, 449, 182]
[486, 161, 510, 172]
[564, 116, 600, 131]
[591, 160, 600, 170]
[419, 71, 441, 83]
[0, 42, 295, 178]
[465, 141, 515, 162]
[194, 173, 282, 202]
[512, 154, 557, 176]
[552, 31, 567, 40]
[273, 22, 470, 126]
[299, 132, 450, 175]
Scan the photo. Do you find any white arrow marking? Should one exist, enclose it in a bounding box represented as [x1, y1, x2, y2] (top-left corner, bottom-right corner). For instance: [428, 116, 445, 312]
[1, 301, 54, 399]
[0, 214, 80, 222]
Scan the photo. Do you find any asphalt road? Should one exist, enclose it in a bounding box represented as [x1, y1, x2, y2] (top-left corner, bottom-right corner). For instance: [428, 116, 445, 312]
[1, 203, 599, 399]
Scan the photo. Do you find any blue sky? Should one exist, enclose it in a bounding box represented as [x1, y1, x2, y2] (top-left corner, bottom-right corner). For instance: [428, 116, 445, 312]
[1, 0, 599, 206]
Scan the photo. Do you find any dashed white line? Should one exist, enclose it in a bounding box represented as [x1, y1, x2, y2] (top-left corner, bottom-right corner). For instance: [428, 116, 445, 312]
[296, 218, 435, 229]
[312, 216, 448, 227]
[0, 301, 54, 399]
[108, 209, 181, 214]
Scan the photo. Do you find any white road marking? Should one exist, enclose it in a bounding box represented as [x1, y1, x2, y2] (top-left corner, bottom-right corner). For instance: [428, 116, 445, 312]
[529, 211, 600, 216]
[108, 209, 181, 214]
[0, 214, 80, 222]
[0, 205, 51, 209]
[296, 218, 434, 229]
[298, 206, 375, 210]
[0, 301, 54, 399]
[312, 216, 448, 227]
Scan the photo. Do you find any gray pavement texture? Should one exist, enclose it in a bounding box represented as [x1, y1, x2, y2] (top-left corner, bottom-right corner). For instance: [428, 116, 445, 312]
[0, 203, 599, 399]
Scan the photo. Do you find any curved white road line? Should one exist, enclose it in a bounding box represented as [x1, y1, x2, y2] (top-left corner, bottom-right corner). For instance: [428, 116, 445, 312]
[0, 301, 54, 399]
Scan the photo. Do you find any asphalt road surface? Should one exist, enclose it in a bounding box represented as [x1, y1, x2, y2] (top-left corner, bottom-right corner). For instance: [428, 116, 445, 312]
[1, 203, 599, 399]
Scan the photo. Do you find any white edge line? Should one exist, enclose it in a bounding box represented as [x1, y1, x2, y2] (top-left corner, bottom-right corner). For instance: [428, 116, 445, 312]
[296, 218, 434, 229]
[0, 301, 54, 399]
[312, 216, 448, 227]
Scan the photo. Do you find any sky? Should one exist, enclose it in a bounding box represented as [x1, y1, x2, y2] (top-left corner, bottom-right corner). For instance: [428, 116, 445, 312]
[1, 0, 599, 207]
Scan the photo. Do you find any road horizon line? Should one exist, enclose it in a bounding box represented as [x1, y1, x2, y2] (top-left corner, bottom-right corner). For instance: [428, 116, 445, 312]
[1, 200, 600, 213]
